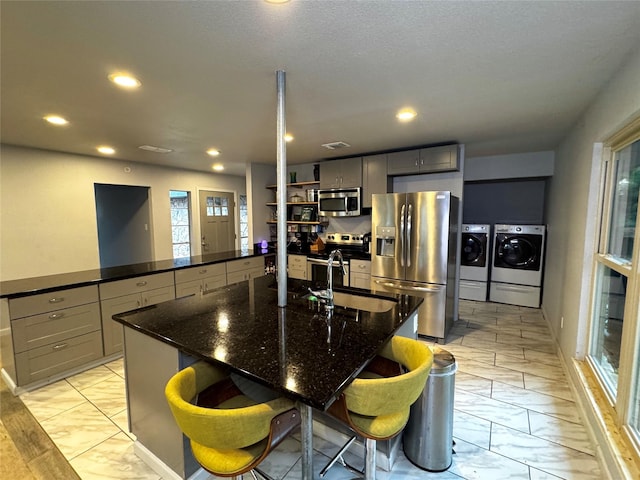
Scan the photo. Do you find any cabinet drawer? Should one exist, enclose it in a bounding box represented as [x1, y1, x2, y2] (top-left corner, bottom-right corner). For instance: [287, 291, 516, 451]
[15, 331, 103, 386]
[350, 259, 371, 274]
[288, 254, 306, 267]
[227, 267, 263, 285]
[9, 285, 99, 319]
[12, 302, 101, 353]
[175, 263, 226, 283]
[99, 272, 174, 300]
[226, 257, 263, 274]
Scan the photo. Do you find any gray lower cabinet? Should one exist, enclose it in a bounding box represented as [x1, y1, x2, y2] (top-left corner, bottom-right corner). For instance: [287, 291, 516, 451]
[387, 145, 459, 175]
[6, 285, 102, 386]
[99, 272, 175, 356]
[175, 263, 227, 298]
[226, 257, 264, 285]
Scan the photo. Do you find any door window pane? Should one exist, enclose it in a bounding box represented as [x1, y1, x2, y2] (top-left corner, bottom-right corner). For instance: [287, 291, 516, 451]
[607, 141, 640, 262]
[170, 190, 191, 259]
[591, 264, 626, 395]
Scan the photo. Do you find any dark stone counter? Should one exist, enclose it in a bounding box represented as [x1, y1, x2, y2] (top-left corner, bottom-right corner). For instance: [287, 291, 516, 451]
[0, 250, 266, 299]
[112, 275, 422, 410]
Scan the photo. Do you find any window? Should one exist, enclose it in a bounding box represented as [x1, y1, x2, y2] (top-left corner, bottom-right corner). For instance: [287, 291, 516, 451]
[588, 117, 640, 452]
[239, 194, 248, 252]
[170, 190, 191, 259]
[206, 196, 228, 217]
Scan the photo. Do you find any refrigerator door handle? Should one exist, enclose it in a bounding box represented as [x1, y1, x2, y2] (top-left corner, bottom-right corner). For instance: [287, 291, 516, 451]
[406, 203, 412, 267]
[373, 279, 442, 293]
[400, 203, 406, 267]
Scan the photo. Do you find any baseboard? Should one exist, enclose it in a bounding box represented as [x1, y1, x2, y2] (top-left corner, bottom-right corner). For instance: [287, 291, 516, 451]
[133, 441, 209, 480]
[566, 359, 640, 480]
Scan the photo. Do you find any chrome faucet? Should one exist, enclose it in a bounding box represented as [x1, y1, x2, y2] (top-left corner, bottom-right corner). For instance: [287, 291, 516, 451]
[308, 249, 347, 311]
[327, 249, 347, 307]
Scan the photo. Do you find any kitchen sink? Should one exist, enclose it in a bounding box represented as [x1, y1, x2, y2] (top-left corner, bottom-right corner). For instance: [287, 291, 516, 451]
[304, 291, 397, 313]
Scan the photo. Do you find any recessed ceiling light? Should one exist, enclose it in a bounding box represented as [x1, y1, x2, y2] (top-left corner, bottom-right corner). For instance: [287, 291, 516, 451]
[212, 164, 224, 171]
[264, 0, 291, 4]
[138, 145, 173, 153]
[108, 73, 141, 89]
[396, 108, 417, 122]
[97, 146, 115, 155]
[207, 148, 221, 157]
[43, 115, 68, 125]
[284, 134, 294, 142]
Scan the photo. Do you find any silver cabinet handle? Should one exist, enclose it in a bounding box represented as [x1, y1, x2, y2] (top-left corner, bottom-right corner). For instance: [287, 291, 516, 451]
[48, 297, 65, 304]
[199, 269, 208, 274]
[136, 281, 147, 287]
[49, 312, 65, 319]
[52, 343, 68, 351]
[374, 279, 441, 293]
[137, 300, 141, 307]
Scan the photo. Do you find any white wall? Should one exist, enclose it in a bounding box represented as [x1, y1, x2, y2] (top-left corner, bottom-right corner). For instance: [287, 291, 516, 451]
[0, 145, 246, 281]
[545, 45, 640, 359]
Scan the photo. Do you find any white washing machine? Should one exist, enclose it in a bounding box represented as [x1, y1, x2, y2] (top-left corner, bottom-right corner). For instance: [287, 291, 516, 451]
[459, 224, 490, 301]
[490, 224, 546, 308]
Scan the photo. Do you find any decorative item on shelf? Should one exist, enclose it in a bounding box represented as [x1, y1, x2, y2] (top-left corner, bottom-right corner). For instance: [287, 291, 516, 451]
[300, 206, 315, 222]
[313, 164, 320, 181]
[306, 189, 316, 202]
[290, 193, 304, 203]
[289, 171, 297, 183]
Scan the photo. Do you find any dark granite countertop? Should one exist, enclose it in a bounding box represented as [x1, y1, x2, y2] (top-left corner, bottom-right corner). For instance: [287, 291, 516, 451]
[112, 275, 422, 410]
[0, 250, 267, 299]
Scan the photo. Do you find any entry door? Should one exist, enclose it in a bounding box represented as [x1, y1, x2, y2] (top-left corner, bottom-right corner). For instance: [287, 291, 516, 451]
[199, 190, 235, 254]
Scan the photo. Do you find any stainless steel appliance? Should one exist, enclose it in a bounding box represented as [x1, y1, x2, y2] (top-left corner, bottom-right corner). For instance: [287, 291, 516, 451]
[459, 224, 490, 302]
[371, 191, 459, 340]
[307, 256, 351, 287]
[318, 187, 361, 217]
[306, 232, 369, 287]
[489, 224, 546, 308]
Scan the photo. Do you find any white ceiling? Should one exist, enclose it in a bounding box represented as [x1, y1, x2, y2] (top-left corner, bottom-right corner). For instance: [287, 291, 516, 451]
[2, 1, 640, 176]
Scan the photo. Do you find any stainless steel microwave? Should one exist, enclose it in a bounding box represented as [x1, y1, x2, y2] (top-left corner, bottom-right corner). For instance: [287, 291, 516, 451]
[318, 187, 361, 217]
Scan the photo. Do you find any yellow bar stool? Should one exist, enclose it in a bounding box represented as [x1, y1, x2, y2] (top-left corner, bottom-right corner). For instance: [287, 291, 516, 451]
[165, 361, 300, 480]
[321, 336, 433, 480]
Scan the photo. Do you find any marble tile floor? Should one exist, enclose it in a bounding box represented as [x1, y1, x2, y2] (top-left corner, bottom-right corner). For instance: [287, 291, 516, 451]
[2, 300, 605, 479]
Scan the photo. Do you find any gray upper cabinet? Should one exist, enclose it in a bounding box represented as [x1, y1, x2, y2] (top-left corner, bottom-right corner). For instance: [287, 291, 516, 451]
[362, 154, 390, 208]
[319, 158, 362, 189]
[387, 145, 459, 175]
[386, 150, 421, 175]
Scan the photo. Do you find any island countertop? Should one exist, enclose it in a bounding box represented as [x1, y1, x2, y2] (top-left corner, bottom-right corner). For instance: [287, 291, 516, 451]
[0, 249, 270, 299]
[112, 275, 422, 410]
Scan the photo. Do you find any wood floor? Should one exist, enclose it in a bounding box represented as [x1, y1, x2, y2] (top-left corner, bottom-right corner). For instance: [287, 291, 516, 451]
[0, 377, 80, 480]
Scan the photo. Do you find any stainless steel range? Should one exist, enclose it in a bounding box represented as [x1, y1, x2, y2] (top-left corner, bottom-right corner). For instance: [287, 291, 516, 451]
[306, 232, 369, 287]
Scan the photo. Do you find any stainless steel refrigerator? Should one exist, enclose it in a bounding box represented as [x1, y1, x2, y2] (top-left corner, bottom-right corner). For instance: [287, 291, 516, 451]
[371, 191, 459, 340]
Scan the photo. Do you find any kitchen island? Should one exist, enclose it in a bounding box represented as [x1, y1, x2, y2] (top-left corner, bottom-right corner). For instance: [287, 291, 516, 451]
[112, 275, 422, 479]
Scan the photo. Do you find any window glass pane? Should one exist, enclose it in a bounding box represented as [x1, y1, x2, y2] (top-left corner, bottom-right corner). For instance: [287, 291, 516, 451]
[607, 140, 640, 261]
[591, 264, 626, 396]
[170, 190, 191, 259]
[221, 207, 228, 216]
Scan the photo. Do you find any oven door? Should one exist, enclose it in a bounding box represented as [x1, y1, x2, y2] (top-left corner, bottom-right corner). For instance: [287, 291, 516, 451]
[307, 257, 350, 287]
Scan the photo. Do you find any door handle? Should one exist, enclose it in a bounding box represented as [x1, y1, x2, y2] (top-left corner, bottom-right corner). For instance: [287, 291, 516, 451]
[400, 204, 406, 267]
[406, 203, 412, 268]
[374, 279, 441, 293]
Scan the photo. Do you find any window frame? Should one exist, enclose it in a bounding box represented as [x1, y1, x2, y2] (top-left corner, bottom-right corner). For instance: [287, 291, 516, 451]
[587, 115, 640, 452]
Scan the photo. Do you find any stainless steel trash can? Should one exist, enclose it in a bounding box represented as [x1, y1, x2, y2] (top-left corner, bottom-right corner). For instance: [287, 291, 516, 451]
[403, 346, 457, 471]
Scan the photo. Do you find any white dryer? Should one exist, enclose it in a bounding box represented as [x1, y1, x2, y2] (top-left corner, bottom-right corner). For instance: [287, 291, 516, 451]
[459, 224, 490, 301]
[490, 224, 546, 308]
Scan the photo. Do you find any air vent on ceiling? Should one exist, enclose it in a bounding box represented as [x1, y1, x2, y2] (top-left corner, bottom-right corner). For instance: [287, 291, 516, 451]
[321, 141, 351, 150]
[138, 145, 173, 153]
